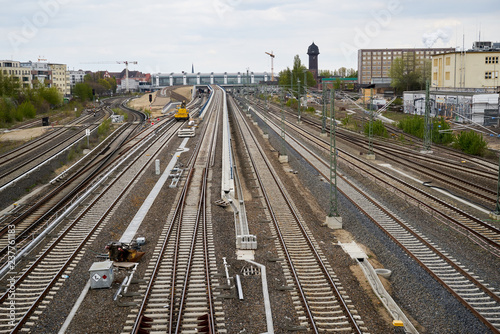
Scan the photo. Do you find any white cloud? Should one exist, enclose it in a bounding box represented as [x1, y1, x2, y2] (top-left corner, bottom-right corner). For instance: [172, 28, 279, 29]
[1, 0, 499, 73]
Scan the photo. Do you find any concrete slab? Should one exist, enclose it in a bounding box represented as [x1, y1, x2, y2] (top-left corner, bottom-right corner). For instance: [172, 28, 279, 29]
[419, 150, 433, 154]
[119, 138, 190, 243]
[338, 241, 367, 260]
[237, 250, 255, 261]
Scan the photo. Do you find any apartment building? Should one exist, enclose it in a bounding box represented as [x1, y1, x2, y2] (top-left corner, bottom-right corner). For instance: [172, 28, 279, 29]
[49, 63, 70, 96]
[358, 47, 455, 85]
[69, 70, 86, 87]
[0, 60, 32, 88]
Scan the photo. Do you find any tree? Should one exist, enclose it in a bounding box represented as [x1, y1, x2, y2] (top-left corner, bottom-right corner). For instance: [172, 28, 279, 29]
[319, 70, 333, 77]
[39, 87, 62, 106]
[105, 77, 117, 93]
[332, 67, 357, 78]
[278, 55, 316, 98]
[72, 83, 93, 101]
[0, 73, 21, 97]
[98, 78, 111, 91]
[346, 69, 358, 78]
[389, 54, 431, 94]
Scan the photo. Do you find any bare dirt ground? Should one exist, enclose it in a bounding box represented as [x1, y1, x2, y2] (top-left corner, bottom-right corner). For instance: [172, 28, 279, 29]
[0, 127, 51, 142]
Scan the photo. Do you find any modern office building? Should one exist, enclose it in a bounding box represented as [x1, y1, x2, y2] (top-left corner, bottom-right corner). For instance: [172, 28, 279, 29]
[69, 70, 86, 87]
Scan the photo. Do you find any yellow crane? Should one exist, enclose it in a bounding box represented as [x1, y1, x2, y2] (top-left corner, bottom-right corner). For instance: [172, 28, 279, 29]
[265, 51, 275, 81]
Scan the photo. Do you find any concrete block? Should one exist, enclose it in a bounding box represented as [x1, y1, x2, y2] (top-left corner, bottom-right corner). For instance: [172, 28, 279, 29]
[279, 155, 289, 163]
[365, 153, 376, 160]
[324, 216, 342, 229]
[489, 212, 500, 221]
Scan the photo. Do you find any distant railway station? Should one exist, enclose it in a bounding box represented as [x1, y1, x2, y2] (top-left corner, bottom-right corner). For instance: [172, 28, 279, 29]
[153, 71, 272, 87]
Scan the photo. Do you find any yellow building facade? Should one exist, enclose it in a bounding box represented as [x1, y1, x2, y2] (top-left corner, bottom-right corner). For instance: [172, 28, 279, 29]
[0, 60, 32, 88]
[49, 63, 70, 96]
[431, 51, 500, 90]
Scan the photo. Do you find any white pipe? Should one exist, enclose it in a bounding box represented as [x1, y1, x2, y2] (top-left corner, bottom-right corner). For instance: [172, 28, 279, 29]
[245, 260, 274, 334]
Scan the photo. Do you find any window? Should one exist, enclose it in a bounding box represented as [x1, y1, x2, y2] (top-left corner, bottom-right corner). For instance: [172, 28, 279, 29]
[433, 73, 437, 80]
[485, 72, 492, 79]
[434, 59, 438, 66]
[445, 57, 450, 66]
[445, 72, 450, 80]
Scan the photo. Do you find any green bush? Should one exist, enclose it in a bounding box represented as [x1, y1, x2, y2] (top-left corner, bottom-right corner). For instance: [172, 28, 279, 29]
[431, 118, 453, 145]
[397, 115, 424, 137]
[97, 118, 111, 139]
[17, 101, 36, 120]
[286, 99, 298, 109]
[39, 87, 62, 106]
[393, 97, 403, 105]
[341, 114, 351, 126]
[364, 119, 388, 137]
[453, 131, 487, 156]
[397, 115, 453, 145]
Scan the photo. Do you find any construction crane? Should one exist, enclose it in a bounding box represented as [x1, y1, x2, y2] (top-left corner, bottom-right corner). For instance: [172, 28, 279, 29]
[80, 60, 138, 92]
[118, 61, 138, 93]
[265, 51, 275, 81]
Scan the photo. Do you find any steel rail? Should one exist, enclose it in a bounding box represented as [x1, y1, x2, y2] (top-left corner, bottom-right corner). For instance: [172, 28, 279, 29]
[230, 96, 363, 333]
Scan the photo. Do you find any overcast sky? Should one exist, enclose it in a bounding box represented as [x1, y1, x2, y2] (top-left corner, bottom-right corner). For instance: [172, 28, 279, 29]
[2, 0, 499, 75]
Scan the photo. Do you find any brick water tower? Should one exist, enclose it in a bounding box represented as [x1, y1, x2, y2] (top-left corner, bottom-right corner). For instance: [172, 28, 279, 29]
[307, 42, 320, 80]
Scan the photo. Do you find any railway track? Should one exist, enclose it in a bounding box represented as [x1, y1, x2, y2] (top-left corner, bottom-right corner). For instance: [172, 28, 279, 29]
[0, 100, 147, 263]
[0, 112, 107, 190]
[0, 111, 180, 333]
[249, 99, 500, 254]
[230, 96, 365, 333]
[245, 96, 500, 333]
[253, 98, 498, 208]
[127, 86, 225, 334]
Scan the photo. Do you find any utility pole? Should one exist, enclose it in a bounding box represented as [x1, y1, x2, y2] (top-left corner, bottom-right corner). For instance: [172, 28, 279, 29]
[297, 78, 301, 123]
[422, 80, 433, 153]
[321, 86, 327, 136]
[367, 88, 375, 158]
[325, 89, 342, 229]
[279, 88, 288, 164]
